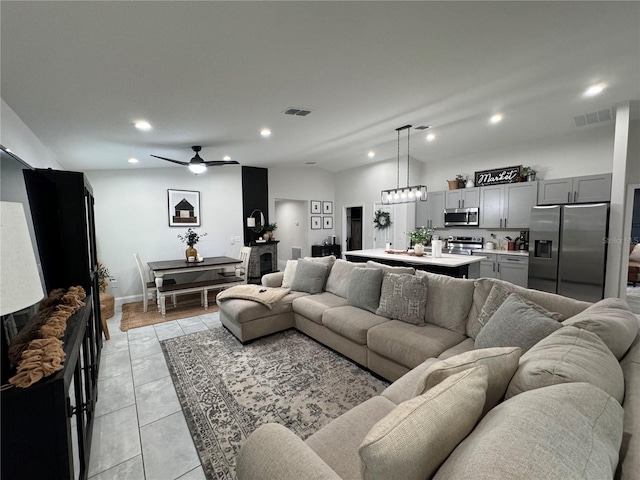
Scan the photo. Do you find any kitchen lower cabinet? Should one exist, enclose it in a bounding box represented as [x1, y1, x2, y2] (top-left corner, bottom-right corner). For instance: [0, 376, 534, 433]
[476, 253, 529, 287]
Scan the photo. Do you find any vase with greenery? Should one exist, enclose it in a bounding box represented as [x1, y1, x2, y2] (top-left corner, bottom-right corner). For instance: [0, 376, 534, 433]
[178, 228, 207, 260]
[408, 227, 435, 254]
[264, 222, 277, 241]
[97, 262, 110, 293]
[521, 166, 537, 182]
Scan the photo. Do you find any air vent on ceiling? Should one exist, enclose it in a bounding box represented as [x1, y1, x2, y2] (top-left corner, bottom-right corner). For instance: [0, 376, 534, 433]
[283, 107, 312, 117]
[574, 108, 612, 127]
[414, 125, 432, 130]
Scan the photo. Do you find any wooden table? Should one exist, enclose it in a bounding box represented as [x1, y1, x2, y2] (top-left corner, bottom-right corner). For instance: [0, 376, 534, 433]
[148, 256, 243, 287]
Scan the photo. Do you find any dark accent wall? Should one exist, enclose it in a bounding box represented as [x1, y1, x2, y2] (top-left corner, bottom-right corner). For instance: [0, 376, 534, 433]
[242, 166, 269, 245]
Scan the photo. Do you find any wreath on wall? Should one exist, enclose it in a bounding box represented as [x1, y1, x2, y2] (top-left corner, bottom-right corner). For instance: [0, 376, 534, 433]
[373, 210, 392, 230]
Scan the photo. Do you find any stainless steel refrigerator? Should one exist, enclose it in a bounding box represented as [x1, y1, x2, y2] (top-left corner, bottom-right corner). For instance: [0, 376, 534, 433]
[528, 203, 609, 302]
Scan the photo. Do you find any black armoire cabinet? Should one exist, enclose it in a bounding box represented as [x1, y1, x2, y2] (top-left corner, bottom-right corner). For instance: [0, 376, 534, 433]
[1, 169, 103, 480]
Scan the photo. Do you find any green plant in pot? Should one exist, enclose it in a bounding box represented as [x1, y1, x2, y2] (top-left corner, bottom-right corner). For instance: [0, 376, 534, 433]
[456, 174, 467, 189]
[408, 227, 435, 254]
[521, 166, 537, 182]
[264, 222, 277, 241]
[178, 227, 207, 260]
[97, 262, 110, 293]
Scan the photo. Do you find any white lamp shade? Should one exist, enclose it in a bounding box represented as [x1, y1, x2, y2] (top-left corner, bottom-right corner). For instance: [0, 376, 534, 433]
[246, 217, 256, 228]
[0, 202, 45, 315]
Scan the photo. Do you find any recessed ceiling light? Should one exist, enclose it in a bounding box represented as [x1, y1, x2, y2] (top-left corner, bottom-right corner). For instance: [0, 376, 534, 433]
[128, 158, 139, 164]
[260, 128, 271, 137]
[368, 151, 375, 158]
[134, 120, 152, 131]
[223, 155, 231, 161]
[426, 133, 436, 142]
[584, 83, 606, 97]
[490, 113, 503, 124]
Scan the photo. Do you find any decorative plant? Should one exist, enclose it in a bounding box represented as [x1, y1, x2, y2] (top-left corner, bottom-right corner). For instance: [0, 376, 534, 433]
[265, 222, 278, 232]
[177, 228, 207, 246]
[408, 226, 435, 245]
[97, 262, 110, 293]
[521, 166, 537, 176]
[373, 210, 392, 230]
[456, 174, 468, 188]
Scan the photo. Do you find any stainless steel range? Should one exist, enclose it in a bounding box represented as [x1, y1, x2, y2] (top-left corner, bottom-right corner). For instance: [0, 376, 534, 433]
[444, 236, 484, 255]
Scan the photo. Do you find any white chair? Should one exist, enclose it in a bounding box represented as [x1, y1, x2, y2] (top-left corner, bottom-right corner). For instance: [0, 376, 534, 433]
[237, 246, 251, 284]
[134, 253, 176, 312]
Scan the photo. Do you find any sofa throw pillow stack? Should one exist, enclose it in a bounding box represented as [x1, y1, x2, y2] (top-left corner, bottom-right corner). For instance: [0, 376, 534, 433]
[359, 366, 489, 480]
[347, 268, 384, 313]
[474, 293, 562, 353]
[376, 273, 428, 326]
[290, 259, 329, 294]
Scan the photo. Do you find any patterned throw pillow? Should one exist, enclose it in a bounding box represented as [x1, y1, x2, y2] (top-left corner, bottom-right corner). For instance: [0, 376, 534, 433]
[376, 273, 428, 326]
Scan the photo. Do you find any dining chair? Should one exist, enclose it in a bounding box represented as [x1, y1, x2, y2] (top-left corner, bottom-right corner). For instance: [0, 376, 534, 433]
[237, 246, 251, 284]
[134, 253, 176, 312]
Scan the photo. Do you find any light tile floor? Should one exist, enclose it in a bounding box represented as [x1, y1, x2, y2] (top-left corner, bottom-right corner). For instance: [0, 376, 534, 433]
[88, 306, 222, 480]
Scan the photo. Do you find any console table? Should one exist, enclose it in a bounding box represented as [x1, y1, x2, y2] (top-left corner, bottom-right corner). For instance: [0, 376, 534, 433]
[312, 244, 341, 258]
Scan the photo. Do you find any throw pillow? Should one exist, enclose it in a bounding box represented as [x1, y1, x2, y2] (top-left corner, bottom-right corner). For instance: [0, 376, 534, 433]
[474, 293, 562, 353]
[290, 259, 329, 294]
[506, 326, 625, 403]
[562, 297, 639, 360]
[347, 268, 384, 313]
[419, 347, 521, 415]
[281, 259, 298, 288]
[630, 243, 640, 262]
[376, 273, 428, 326]
[304, 255, 336, 271]
[359, 366, 489, 480]
[325, 259, 363, 299]
[433, 383, 624, 480]
[366, 260, 415, 275]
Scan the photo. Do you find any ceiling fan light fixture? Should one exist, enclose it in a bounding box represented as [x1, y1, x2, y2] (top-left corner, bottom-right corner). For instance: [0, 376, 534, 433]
[188, 163, 207, 174]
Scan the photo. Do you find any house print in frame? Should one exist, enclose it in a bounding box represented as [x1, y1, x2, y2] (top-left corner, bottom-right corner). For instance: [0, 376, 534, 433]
[168, 189, 201, 226]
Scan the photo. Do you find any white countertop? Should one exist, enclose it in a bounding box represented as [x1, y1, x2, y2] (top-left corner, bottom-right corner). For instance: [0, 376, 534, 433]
[473, 249, 529, 256]
[345, 249, 486, 267]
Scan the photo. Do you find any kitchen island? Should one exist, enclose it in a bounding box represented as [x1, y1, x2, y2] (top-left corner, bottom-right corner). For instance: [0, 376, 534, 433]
[344, 249, 485, 279]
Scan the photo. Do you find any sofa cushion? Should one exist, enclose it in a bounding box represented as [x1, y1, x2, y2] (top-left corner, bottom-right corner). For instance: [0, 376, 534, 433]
[291, 259, 329, 294]
[292, 292, 348, 325]
[322, 306, 389, 345]
[367, 320, 466, 370]
[376, 273, 428, 326]
[306, 396, 396, 480]
[506, 326, 625, 403]
[381, 358, 440, 405]
[416, 271, 475, 335]
[437, 338, 475, 360]
[347, 268, 384, 313]
[366, 260, 415, 275]
[420, 347, 521, 415]
[281, 259, 298, 288]
[474, 293, 562, 353]
[218, 291, 308, 324]
[325, 259, 363, 299]
[305, 255, 336, 270]
[562, 297, 639, 360]
[434, 383, 624, 480]
[359, 367, 488, 480]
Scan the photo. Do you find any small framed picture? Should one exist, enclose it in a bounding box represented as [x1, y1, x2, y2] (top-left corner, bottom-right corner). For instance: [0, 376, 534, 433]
[311, 216, 322, 230]
[310, 200, 321, 214]
[323, 216, 333, 229]
[168, 189, 200, 227]
[322, 201, 333, 215]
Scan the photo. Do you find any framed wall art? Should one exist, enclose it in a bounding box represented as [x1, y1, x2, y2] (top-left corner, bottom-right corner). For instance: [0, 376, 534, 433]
[323, 216, 333, 229]
[323, 201, 333, 214]
[168, 189, 201, 227]
[311, 216, 322, 230]
[311, 200, 321, 214]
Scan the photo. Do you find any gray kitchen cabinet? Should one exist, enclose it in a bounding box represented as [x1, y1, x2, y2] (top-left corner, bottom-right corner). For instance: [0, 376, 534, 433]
[479, 182, 537, 228]
[537, 173, 612, 205]
[475, 252, 529, 287]
[416, 190, 445, 229]
[445, 187, 479, 209]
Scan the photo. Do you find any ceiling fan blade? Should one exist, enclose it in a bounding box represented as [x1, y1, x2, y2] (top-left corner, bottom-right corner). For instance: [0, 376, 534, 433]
[150, 155, 189, 166]
[204, 160, 240, 166]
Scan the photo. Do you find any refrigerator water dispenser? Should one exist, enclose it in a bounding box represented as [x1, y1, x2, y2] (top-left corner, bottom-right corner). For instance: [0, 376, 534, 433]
[534, 240, 553, 259]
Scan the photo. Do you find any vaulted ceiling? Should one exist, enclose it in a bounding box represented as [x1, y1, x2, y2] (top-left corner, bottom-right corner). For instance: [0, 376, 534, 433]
[2, 1, 639, 173]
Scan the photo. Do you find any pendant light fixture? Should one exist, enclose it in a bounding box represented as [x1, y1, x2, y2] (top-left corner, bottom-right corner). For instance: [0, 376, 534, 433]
[381, 125, 427, 204]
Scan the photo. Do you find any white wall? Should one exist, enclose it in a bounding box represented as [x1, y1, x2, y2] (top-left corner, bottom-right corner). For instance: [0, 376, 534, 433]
[86, 166, 243, 302]
[269, 166, 336, 257]
[274, 199, 306, 269]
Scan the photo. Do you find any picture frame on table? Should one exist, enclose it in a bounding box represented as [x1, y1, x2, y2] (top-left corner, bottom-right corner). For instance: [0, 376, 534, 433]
[323, 216, 333, 229]
[168, 189, 201, 227]
[311, 216, 322, 230]
[311, 200, 321, 214]
[322, 201, 333, 214]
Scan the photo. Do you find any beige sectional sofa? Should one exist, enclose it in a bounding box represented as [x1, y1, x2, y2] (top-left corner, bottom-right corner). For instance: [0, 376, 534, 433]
[216, 256, 640, 479]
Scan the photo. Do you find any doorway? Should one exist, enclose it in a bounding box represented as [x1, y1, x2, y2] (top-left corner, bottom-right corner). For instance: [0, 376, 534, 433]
[274, 199, 307, 271]
[345, 205, 363, 251]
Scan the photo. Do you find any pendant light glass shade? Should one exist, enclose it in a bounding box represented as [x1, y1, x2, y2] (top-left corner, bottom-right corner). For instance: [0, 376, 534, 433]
[381, 125, 427, 205]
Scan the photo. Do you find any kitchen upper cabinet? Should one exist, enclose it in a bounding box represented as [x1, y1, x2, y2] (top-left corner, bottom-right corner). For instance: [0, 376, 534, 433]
[537, 173, 612, 205]
[416, 191, 445, 229]
[480, 182, 537, 229]
[445, 187, 479, 209]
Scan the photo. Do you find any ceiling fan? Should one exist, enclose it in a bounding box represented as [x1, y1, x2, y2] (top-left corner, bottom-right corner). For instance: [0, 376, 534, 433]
[151, 145, 239, 174]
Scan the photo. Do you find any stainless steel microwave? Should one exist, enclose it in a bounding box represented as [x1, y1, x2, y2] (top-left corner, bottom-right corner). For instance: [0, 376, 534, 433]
[444, 207, 479, 227]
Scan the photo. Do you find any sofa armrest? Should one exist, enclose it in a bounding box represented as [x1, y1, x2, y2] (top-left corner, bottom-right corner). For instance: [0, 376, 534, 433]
[262, 271, 284, 287]
[236, 423, 342, 480]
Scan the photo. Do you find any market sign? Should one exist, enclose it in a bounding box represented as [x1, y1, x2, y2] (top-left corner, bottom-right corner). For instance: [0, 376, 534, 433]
[474, 165, 521, 187]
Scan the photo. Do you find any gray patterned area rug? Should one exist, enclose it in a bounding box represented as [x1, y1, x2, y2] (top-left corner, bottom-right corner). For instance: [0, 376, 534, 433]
[160, 327, 389, 479]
